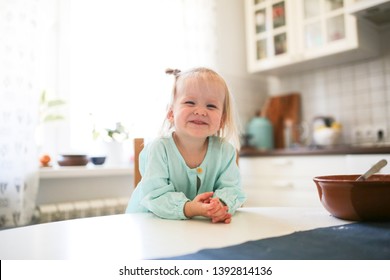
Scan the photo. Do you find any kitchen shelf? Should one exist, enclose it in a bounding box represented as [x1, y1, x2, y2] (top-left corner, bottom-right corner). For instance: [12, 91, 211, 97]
[240, 145, 390, 157]
[39, 165, 133, 179]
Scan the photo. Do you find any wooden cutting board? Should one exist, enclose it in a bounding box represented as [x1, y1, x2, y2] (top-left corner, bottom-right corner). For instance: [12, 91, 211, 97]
[262, 93, 301, 149]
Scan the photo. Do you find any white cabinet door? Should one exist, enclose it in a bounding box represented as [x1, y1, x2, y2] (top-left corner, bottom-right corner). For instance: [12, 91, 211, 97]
[240, 155, 346, 179]
[345, 154, 390, 174]
[244, 0, 379, 74]
[240, 155, 346, 207]
[245, 0, 298, 73]
[297, 0, 378, 63]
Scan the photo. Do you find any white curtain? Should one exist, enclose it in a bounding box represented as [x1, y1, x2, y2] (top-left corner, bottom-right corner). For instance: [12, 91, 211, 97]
[0, 0, 40, 228]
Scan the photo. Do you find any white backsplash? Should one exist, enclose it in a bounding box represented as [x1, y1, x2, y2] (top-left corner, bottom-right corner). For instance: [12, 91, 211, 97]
[270, 27, 390, 146]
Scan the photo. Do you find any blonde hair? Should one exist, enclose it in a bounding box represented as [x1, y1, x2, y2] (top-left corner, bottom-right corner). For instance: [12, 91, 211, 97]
[161, 67, 241, 150]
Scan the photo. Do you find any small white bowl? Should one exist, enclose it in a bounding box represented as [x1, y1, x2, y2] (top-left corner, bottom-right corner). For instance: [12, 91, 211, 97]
[313, 128, 341, 146]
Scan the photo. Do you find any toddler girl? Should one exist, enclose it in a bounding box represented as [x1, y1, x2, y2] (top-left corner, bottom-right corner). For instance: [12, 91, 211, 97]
[126, 67, 246, 223]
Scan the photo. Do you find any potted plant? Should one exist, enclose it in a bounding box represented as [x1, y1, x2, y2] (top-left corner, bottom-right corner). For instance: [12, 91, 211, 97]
[36, 90, 66, 160]
[39, 90, 66, 123]
[91, 120, 130, 166]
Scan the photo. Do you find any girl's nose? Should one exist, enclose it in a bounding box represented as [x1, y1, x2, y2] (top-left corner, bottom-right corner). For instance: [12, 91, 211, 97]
[194, 107, 207, 116]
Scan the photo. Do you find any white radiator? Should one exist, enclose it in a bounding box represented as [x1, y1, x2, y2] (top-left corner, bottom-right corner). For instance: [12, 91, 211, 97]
[34, 197, 129, 224]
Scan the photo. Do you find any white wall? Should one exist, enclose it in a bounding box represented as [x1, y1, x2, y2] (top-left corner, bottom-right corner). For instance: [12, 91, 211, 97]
[271, 26, 390, 146]
[214, 0, 268, 134]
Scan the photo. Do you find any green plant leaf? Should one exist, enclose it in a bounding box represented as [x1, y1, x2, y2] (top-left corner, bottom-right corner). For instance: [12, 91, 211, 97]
[40, 90, 47, 105]
[43, 115, 65, 122]
[47, 100, 66, 107]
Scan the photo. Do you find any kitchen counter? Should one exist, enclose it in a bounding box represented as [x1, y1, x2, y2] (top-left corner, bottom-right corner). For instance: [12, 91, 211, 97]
[240, 145, 390, 157]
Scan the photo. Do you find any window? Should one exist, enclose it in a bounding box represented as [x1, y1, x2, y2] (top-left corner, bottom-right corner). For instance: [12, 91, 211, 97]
[44, 0, 217, 156]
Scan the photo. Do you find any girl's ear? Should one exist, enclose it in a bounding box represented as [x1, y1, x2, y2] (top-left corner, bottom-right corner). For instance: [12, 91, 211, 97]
[167, 109, 174, 123]
[219, 120, 224, 130]
[219, 114, 226, 129]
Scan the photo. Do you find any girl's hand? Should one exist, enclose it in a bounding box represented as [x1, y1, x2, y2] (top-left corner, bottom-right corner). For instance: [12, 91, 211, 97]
[184, 193, 232, 223]
[184, 192, 214, 218]
[208, 197, 232, 224]
[212, 213, 232, 224]
[196, 191, 213, 204]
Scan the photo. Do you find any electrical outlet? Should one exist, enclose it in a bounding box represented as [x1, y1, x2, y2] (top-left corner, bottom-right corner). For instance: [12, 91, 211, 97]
[351, 125, 377, 144]
[373, 124, 388, 142]
[351, 127, 363, 144]
[362, 125, 376, 142]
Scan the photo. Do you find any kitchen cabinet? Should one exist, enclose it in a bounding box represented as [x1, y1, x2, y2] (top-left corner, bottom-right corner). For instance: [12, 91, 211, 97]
[244, 0, 380, 74]
[347, 0, 390, 26]
[239, 153, 390, 207]
[245, 0, 297, 73]
[347, 0, 390, 15]
[345, 154, 390, 173]
[240, 155, 345, 207]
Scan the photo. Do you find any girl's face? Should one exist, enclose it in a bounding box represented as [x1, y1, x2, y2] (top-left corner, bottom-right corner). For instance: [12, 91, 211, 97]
[168, 77, 226, 140]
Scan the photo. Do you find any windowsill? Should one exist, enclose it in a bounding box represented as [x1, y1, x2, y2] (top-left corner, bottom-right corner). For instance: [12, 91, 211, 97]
[39, 164, 134, 179]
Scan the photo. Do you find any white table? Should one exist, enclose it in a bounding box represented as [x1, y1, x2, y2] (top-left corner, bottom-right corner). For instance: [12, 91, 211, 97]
[0, 207, 350, 260]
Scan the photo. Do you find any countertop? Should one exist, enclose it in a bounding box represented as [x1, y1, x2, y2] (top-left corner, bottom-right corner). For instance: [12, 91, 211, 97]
[240, 145, 390, 157]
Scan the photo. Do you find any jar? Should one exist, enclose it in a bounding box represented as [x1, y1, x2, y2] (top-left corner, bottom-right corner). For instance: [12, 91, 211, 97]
[246, 116, 274, 150]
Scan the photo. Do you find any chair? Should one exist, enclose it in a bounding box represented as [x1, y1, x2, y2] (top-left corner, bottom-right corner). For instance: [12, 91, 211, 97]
[133, 137, 239, 188]
[133, 138, 144, 188]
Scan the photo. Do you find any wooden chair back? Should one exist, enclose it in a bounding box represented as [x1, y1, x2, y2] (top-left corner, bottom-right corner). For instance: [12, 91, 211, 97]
[133, 138, 144, 188]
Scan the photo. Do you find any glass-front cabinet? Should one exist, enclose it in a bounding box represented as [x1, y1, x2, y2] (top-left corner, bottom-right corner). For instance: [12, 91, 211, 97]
[245, 0, 380, 74]
[254, 0, 288, 58]
[302, 0, 345, 49]
[298, 0, 353, 59]
[245, 0, 297, 72]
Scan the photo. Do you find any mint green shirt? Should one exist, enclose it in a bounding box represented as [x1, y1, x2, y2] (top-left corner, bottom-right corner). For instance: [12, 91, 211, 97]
[125, 134, 246, 220]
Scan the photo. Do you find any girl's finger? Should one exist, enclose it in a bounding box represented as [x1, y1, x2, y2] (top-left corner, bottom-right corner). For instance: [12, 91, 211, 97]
[195, 192, 214, 202]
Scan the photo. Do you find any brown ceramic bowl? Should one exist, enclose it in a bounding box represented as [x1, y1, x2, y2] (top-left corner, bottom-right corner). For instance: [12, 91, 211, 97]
[57, 154, 89, 166]
[313, 174, 390, 221]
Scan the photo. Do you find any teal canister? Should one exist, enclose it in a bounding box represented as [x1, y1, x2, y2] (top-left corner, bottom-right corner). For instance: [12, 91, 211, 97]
[247, 116, 274, 150]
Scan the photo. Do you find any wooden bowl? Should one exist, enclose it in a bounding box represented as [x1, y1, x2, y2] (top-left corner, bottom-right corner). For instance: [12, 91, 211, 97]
[313, 174, 390, 221]
[57, 155, 89, 166]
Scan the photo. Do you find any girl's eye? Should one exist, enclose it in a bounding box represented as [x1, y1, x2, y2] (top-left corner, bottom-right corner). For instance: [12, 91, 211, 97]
[184, 101, 195, 105]
[207, 104, 217, 109]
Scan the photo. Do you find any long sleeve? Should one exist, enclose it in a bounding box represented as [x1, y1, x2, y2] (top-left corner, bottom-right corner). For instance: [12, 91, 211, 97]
[126, 140, 190, 219]
[213, 142, 247, 214]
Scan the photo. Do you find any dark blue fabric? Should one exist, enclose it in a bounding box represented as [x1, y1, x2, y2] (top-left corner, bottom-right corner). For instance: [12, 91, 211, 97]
[160, 222, 390, 260]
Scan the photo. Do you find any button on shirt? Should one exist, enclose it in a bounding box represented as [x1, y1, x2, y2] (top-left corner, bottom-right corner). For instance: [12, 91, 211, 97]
[126, 134, 247, 220]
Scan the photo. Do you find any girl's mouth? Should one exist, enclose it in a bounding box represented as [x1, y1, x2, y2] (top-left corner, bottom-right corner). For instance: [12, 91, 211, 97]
[190, 119, 207, 125]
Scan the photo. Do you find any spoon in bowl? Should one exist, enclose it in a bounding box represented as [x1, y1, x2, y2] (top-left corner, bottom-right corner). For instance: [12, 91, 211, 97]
[356, 159, 388, 181]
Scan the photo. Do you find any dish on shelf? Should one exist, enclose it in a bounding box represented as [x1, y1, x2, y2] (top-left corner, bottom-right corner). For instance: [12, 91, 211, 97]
[57, 154, 89, 166]
[90, 156, 106, 165]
